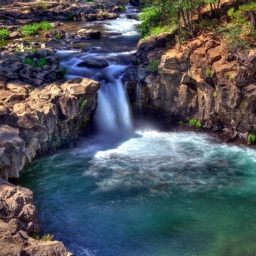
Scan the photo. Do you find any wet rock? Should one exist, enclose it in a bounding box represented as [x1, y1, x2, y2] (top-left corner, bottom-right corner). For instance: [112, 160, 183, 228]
[130, 0, 140, 6]
[0, 178, 72, 256]
[77, 58, 109, 69]
[77, 29, 102, 40]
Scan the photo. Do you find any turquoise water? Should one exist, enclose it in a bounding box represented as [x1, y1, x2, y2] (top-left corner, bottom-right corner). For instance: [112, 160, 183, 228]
[19, 131, 256, 256]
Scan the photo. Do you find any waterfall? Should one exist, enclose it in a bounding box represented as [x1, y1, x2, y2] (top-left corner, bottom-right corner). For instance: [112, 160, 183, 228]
[94, 65, 133, 137]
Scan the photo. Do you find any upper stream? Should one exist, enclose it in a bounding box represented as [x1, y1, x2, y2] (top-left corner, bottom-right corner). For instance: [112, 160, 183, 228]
[18, 5, 256, 256]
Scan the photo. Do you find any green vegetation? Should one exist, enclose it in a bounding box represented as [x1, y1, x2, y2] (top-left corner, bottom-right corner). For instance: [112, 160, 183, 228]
[139, 1, 256, 51]
[41, 233, 54, 241]
[0, 29, 10, 40]
[247, 132, 256, 144]
[22, 24, 40, 35]
[213, 91, 217, 97]
[22, 21, 51, 36]
[23, 57, 48, 68]
[205, 67, 211, 78]
[39, 21, 52, 30]
[58, 67, 66, 79]
[67, 13, 74, 21]
[54, 34, 62, 40]
[120, 4, 126, 12]
[147, 60, 160, 73]
[189, 119, 202, 128]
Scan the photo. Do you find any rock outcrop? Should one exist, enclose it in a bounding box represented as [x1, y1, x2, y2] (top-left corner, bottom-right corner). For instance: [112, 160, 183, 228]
[0, 50, 100, 181]
[126, 32, 256, 139]
[0, 178, 71, 255]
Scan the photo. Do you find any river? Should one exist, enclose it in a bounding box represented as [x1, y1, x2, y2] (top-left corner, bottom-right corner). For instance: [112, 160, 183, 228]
[18, 5, 256, 256]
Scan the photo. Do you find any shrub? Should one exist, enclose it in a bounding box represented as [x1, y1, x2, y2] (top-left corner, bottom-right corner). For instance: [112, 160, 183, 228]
[41, 233, 54, 241]
[67, 13, 73, 21]
[39, 21, 52, 30]
[247, 132, 256, 144]
[0, 29, 10, 40]
[206, 67, 211, 78]
[147, 60, 160, 73]
[120, 4, 126, 12]
[23, 58, 36, 66]
[23, 57, 48, 67]
[22, 24, 40, 35]
[188, 119, 202, 128]
[54, 34, 62, 40]
[139, 6, 161, 37]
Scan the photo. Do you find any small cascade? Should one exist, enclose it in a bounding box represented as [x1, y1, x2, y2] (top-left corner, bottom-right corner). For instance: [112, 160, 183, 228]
[94, 65, 133, 136]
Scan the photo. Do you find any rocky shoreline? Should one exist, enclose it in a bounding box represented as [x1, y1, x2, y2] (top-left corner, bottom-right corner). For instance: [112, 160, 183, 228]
[1, 0, 256, 255]
[125, 32, 256, 144]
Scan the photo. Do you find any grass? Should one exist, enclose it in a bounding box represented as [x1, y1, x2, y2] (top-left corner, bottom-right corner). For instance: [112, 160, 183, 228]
[147, 60, 160, 73]
[0, 29, 10, 40]
[22, 21, 52, 36]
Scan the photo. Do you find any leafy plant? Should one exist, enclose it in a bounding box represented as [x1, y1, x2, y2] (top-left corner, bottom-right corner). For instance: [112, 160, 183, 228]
[54, 34, 62, 40]
[120, 4, 126, 12]
[23, 57, 48, 68]
[213, 91, 217, 97]
[67, 13, 74, 21]
[30, 233, 40, 240]
[58, 67, 66, 79]
[41, 233, 54, 241]
[188, 119, 202, 128]
[147, 60, 160, 73]
[39, 21, 52, 30]
[206, 67, 211, 78]
[247, 132, 256, 144]
[22, 24, 40, 35]
[0, 29, 10, 40]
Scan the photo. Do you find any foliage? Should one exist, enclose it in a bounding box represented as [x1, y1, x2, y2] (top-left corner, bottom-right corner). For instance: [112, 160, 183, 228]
[139, 6, 162, 37]
[120, 4, 126, 12]
[67, 13, 74, 21]
[30, 233, 40, 240]
[41, 233, 54, 241]
[189, 119, 202, 128]
[54, 34, 62, 40]
[0, 29, 10, 40]
[39, 21, 52, 30]
[22, 24, 40, 35]
[205, 67, 211, 78]
[23, 57, 48, 68]
[213, 91, 217, 97]
[58, 67, 66, 79]
[247, 132, 256, 144]
[147, 60, 160, 73]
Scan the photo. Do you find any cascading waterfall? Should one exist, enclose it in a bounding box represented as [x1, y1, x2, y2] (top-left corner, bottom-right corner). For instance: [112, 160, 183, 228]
[94, 65, 133, 136]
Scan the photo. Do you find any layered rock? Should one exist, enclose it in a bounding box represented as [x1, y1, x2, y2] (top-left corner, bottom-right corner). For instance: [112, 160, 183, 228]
[0, 74, 99, 180]
[0, 178, 71, 255]
[126, 32, 256, 139]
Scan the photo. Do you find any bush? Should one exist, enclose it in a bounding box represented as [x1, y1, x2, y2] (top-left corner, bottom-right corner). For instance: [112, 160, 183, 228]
[188, 119, 202, 128]
[0, 29, 10, 40]
[39, 21, 52, 30]
[247, 132, 256, 144]
[67, 13, 73, 21]
[22, 24, 40, 35]
[139, 6, 161, 37]
[23, 57, 48, 67]
[41, 233, 54, 242]
[147, 60, 160, 73]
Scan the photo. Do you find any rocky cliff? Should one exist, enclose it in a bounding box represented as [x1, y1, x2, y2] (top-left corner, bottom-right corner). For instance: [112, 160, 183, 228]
[0, 51, 100, 180]
[0, 178, 72, 255]
[126, 32, 256, 140]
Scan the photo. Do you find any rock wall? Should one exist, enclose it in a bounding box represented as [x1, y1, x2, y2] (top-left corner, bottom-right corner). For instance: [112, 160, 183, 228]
[0, 178, 72, 255]
[0, 57, 99, 179]
[126, 32, 256, 139]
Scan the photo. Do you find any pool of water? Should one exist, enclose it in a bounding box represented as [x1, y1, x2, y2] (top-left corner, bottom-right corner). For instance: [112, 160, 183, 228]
[19, 130, 256, 256]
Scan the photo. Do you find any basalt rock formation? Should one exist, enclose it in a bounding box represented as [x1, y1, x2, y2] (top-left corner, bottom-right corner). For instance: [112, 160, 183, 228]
[126, 32, 256, 140]
[0, 51, 100, 180]
[0, 178, 72, 255]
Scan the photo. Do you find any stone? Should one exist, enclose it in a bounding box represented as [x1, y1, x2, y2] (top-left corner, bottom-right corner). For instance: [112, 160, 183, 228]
[77, 29, 102, 40]
[77, 58, 109, 69]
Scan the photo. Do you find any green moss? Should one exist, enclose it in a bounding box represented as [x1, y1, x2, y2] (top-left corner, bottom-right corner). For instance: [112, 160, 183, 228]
[206, 67, 211, 78]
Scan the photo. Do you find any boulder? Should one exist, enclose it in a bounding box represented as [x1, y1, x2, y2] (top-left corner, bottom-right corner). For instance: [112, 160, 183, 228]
[77, 58, 109, 69]
[77, 29, 102, 40]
